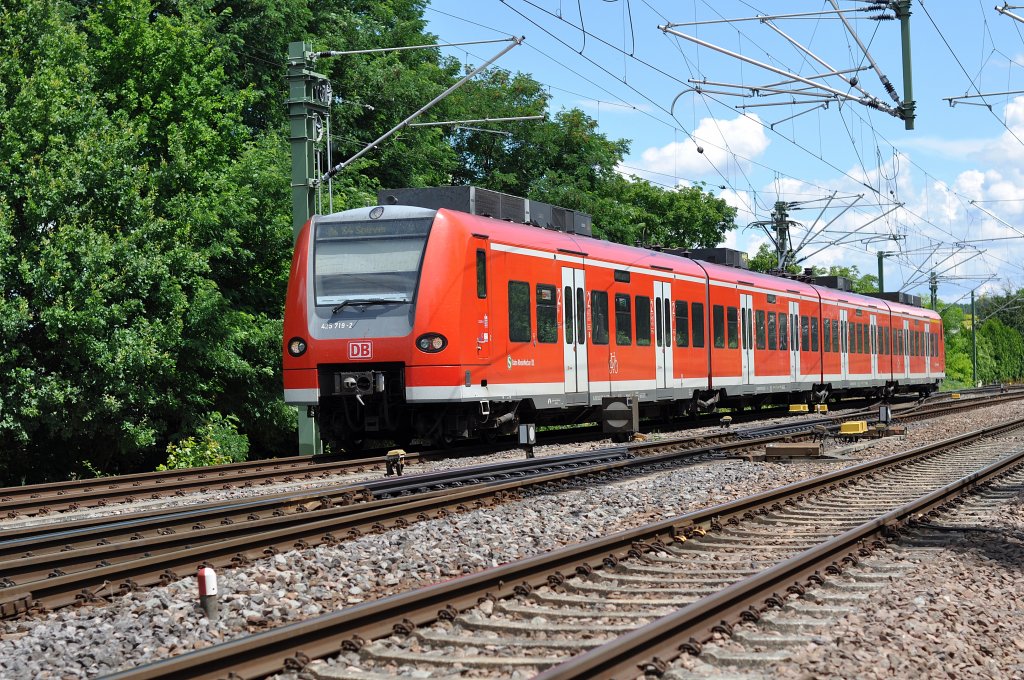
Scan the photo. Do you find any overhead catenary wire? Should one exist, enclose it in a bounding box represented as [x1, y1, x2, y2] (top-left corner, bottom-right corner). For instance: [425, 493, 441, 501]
[428, 1, 1020, 293]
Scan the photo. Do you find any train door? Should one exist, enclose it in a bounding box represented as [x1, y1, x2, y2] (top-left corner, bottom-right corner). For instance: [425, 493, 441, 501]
[654, 281, 674, 389]
[474, 246, 490, 361]
[839, 309, 849, 380]
[740, 294, 755, 385]
[869, 314, 878, 378]
[924, 324, 932, 380]
[902, 319, 910, 379]
[561, 267, 589, 396]
[788, 301, 800, 382]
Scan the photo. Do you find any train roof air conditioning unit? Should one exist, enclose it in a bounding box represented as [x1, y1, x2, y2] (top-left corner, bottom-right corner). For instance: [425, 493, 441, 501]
[811, 276, 853, 292]
[669, 247, 749, 269]
[867, 291, 923, 308]
[377, 186, 592, 237]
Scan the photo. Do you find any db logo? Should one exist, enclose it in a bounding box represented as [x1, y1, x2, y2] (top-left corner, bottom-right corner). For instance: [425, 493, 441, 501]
[349, 341, 373, 360]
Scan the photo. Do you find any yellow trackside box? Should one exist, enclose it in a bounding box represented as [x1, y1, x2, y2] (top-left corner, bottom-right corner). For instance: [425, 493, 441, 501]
[840, 420, 868, 435]
[789, 404, 809, 413]
[814, 404, 828, 413]
[951, 393, 961, 399]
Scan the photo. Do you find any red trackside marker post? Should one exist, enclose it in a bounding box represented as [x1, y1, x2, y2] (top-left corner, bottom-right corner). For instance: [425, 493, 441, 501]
[197, 566, 219, 621]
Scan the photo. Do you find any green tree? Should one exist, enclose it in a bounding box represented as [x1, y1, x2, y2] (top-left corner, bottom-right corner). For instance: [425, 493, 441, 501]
[0, 0, 745, 485]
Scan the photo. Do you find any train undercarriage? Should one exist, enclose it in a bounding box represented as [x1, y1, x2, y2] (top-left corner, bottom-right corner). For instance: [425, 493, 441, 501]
[315, 362, 938, 453]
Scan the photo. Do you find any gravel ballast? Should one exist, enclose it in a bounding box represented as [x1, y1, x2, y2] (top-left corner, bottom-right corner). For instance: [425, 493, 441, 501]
[2, 400, 1023, 678]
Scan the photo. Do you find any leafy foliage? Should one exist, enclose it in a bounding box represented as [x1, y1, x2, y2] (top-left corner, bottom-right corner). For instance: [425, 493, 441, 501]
[0, 0, 743, 485]
[156, 413, 249, 471]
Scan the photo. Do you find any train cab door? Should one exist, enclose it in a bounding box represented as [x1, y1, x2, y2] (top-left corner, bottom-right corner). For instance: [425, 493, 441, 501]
[474, 246, 490, 362]
[561, 267, 589, 399]
[902, 320, 910, 379]
[740, 293, 755, 385]
[788, 301, 801, 382]
[654, 281, 674, 389]
[869, 314, 878, 379]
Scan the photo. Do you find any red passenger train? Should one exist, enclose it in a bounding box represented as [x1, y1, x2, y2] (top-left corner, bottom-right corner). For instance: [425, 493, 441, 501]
[283, 188, 944, 451]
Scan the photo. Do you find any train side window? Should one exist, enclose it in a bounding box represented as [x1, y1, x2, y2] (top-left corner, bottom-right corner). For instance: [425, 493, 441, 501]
[591, 291, 609, 345]
[767, 312, 777, 350]
[675, 300, 689, 347]
[536, 284, 558, 343]
[615, 293, 632, 345]
[756, 310, 766, 350]
[857, 324, 864, 354]
[576, 288, 586, 345]
[739, 307, 748, 350]
[713, 305, 725, 348]
[655, 297, 664, 347]
[664, 298, 671, 349]
[810, 317, 819, 352]
[636, 296, 652, 346]
[726, 306, 739, 349]
[476, 250, 487, 298]
[779, 313, 788, 351]
[800, 315, 810, 352]
[508, 281, 531, 342]
[563, 286, 574, 345]
[823, 318, 831, 352]
[792, 314, 799, 350]
[692, 302, 705, 348]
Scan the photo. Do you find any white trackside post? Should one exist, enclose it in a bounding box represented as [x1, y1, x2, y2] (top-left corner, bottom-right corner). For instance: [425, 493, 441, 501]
[197, 566, 219, 621]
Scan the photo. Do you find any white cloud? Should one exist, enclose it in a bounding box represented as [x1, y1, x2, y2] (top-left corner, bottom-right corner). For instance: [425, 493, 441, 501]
[637, 113, 770, 178]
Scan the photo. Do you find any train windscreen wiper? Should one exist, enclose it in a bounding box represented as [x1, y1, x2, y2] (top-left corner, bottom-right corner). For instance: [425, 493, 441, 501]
[331, 299, 410, 314]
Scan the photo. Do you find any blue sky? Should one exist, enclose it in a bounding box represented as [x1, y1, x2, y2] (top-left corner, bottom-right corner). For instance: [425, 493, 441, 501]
[424, 1, 1024, 304]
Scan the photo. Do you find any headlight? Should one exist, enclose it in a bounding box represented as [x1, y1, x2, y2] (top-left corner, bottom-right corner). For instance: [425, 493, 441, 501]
[287, 337, 307, 357]
[416, 333, 448, 353]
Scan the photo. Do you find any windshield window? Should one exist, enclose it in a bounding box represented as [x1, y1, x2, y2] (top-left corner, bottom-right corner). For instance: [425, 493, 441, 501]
[314, 217, 432, 306]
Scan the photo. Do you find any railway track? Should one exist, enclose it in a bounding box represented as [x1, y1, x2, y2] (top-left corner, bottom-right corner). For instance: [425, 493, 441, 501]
[643, 462, 1024, 678]
[96, 413, 1024, 680]
[0, 431, 773, 617]
[2, 389, 991, 519]
[1, 391, 1019, 620]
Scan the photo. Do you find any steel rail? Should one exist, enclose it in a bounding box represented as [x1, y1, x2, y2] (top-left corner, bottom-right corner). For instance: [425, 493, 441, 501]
[2, 390, 972, 516]
[0, 450, 631, 581]
[99, 415, 1024, 680]
[0, 429, 788, 615]
[537, 435, 1024, 679]
[2, 396, 1018, 616]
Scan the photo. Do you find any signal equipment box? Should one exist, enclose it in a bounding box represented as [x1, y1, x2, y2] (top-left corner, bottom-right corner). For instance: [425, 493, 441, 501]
[602, 395, 639, 436]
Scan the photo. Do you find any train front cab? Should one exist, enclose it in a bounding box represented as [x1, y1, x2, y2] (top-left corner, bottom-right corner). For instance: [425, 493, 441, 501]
[283, 205, 450, 449]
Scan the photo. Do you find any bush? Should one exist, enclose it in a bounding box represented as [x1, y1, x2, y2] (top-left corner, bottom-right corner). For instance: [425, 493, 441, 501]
[156, 413, 249, 471]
